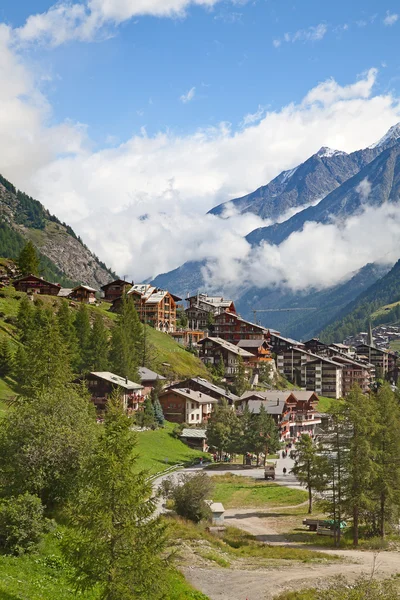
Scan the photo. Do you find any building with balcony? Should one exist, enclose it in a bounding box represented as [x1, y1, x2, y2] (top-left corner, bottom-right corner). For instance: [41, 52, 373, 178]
[212, 311, 269, 344]
[198, 336, 254, 379]
[158, 387, 217, 424]
[185, 293, 236, 330]
[303, 357, 343, 399]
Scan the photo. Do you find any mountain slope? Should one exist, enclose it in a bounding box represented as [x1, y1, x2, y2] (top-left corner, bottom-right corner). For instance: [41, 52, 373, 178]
[209, 123, 400, 221]
[319, 259, 400, 343]
[0, 174, 115, 288]
[236, 262, 392, 340]
[247, 143, 400, 246]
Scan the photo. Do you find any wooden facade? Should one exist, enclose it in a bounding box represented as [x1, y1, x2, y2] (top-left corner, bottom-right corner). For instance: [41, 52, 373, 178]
[185, 293, 236, 330]
[212, 311, 269, 344]
[111, 284, 179, 332]
[159, 388, 217, 424]
[101, 279, 132, 303]
[81, 371, 144, 412]
[236, 339, 273, 367]
[70, 285, 97, 304]
[13, 274, 61, 296]
[170, 330, 205, 346]
[168, 377, 238, 404]
[198, 336, 254, 379]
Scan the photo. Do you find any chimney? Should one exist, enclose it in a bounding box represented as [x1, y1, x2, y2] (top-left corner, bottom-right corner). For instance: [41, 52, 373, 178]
[126, 376, 128, 384]
[276, 399, 279, 406]
[186, 388, 190, 394]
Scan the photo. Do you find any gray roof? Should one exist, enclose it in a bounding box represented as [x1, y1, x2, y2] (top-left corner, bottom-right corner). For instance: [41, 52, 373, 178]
[72, 285, 97, 293]
[161, 388, 218, 404]
[246, 399, 286, 415]
[239, 390, 318, 404]
[270, 332, 304, 346]
[237, 339, 268, 349]
[190, 377, 239, 401]
[58, 288, 73, 297]
[138, 366, 166, 382]
[180, 428, 207, 439]
[200, 337, 253, 358]
[90, 372, 143, 391]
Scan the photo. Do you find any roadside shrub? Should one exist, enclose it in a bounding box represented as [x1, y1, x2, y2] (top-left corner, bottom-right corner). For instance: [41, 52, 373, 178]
[0, 492, 49, 554]
[172, 473, 214, 523]
[273, 576, 400, 599]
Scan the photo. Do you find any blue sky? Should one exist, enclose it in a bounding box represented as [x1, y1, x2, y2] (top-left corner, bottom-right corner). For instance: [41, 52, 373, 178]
[2, 0, 400, 146]
[1, 0, 400, 287]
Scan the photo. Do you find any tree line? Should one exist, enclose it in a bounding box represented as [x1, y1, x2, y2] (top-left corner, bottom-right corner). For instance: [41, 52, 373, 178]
[293, 383, 400, 547]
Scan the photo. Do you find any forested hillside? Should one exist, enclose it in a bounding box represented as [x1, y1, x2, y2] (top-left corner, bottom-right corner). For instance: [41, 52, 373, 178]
[319, 259, 400, 343]
[0, 174, 115, 288]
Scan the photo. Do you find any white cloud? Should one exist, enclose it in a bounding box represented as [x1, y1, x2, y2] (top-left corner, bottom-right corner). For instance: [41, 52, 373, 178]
[180, 87, 196, 103]
[383, 11, 398, 26]
[356, 177, 372, 201]
[274, 23, 327, 47]
[241, 105, 266, 127]
[13, 0, 227, 46]
[1, 29, 400, 291]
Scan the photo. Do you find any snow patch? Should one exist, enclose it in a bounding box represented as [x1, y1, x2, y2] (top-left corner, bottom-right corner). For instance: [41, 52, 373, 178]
[279, 166, 299, 185]
[316, 146, 347, 158]
[369, 122, 400, 149]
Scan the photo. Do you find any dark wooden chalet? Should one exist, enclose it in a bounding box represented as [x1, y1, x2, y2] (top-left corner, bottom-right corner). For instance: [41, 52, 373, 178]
[70, 285, 97, 304]
[81, 371, 144, 412]
[13, 274, 61, 296]
[101, 279, 133, 303]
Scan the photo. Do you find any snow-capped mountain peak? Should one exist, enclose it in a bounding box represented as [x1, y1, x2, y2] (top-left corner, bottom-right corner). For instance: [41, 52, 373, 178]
[369, 122, 400, 149]
[316, 146, 347, 158]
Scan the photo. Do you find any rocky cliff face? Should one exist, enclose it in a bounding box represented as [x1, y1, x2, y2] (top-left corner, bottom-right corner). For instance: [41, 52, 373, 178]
[0, 175, 114, 288]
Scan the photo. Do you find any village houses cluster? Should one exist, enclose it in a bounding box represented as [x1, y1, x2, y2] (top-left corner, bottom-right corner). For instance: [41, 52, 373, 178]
[10, 274, 399, 449]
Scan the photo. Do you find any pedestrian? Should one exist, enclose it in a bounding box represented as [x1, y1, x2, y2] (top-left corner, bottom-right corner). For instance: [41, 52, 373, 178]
[283, 467, 287, 476]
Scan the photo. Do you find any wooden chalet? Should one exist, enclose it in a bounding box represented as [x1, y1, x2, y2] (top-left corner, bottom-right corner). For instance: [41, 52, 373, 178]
[81, 371, 144, 412]
[212, 311, 269, 344]
[168, 377, 238, 405]
[159, 387, 217, 424]
[185, 293, 236, 330]
[70, 285, 97, 304]
[198, 336, 254, 379]
[137, 366, 166, 396]
[112, 284, 181, 332]
[13, 274, 61, 296]
[236, 338, 273, 366]
[101, 279, 133, 303]
[170, 329, 205, 347]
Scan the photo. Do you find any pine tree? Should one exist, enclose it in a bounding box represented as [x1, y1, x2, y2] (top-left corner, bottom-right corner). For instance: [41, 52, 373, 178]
[57, 300, 79, 367]
[15, 308, 72, 397]
[0, 338, 13, 378]
[74, 304, 91, 373]
[110, 294, 143, 382]
[18, 241, 40, 276]
[206, 399, 238, 461]
[233, 356, 250, 397]
[142, 396, 156, 427]
[292, 434, 327, 515]
[343, 385, 376, 546]
[372, 383, 400, 538]
[16, 295, 34, 343]
[89, 313, 109, 371]
[61, 395, 168, 599]
[150, 380, 164, 427]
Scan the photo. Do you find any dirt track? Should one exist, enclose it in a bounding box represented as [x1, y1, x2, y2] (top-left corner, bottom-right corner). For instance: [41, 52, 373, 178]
[183, 506, 400, 600]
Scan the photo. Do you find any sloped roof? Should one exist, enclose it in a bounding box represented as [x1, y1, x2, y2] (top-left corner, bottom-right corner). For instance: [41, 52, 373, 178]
[180, 428, 207, 439]
[72, 285, 97, 293]
[90, 372, 143, 391]
[161, 388, 218, 404]
[237, 339, 268, 349]
[138, 366, 166, 382]
[13, 274, 61, 287]
[200, 337, 253, 358]
[101, 279, 131, 290]
[246, 399, 286, 415]
[189, 377, 239, 401]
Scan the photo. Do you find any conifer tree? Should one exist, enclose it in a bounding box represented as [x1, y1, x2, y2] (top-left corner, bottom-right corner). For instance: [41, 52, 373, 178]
[89, 313, 109, 371]
[74, 304, 91, 373]
[110, 294, 143, 382]
[15, 308, 72, 397]
[233, 357, 250, 397]
[18, 241, 40, 276]
[16, 295, 34, 343]
[142, 396, 156, 427]
[150, 380, 164, 426]
[61, 395, 168, 599]
[372, 383, 400, 538]
[292, 434, 327, 515]
[57, 300, 79, 367]
[0, 337, 13, 378]
[206, 399, 237, 460]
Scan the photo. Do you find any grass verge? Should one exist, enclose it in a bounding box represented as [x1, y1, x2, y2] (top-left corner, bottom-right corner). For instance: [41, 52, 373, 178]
[211, 474, 308, 508]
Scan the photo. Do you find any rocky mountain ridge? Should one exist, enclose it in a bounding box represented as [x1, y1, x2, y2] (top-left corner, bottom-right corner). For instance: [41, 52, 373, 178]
[0, 174, 115, 288]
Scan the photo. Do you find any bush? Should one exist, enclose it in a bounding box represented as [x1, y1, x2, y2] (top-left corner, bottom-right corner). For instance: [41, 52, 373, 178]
[172, 473, 214, 523]
[274, 576, 400, 599]
[0, 493, 49, 554]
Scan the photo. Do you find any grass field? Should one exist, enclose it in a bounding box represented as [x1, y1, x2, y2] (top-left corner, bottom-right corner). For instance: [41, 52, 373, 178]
[0, 529, 209, 600]
[211, 474, 307, 508]
[135, 421, 208, 475]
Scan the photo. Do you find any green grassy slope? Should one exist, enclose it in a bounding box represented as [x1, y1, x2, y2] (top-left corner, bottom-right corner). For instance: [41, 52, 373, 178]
[135, 422, 207, 475]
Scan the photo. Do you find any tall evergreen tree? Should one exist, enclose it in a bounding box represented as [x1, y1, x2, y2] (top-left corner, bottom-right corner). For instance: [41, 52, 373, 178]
[206, 399, 238, 460]
[61, 395, 168, 599]
[232, 356, 250, 397]
[18, 241, 39, 276]
[15, 308, 72, 397]
[0, 337, 13, 378]
[110, 294, 143, 382]
[74, 304, 91, 373]
[89, 313, 109, 371]
[16, 295, 34, 344]
[372, 383, 400, 538]
[343, 385, 376, 546]
[150, 380, 164, 427]
[57, 300, 79, 367]
[292, 434, 327, 515]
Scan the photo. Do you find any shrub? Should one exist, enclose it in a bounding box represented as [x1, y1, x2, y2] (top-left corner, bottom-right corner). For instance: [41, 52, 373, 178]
[0, 493, 48, 554]
[172, 473, 214, 523]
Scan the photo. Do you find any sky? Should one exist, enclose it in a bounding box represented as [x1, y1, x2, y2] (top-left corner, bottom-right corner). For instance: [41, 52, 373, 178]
[1, 0, 400, 291]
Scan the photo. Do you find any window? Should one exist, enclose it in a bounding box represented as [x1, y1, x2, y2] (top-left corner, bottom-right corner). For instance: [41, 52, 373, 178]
[196, 414, 199, 420]
[191, 414, 194, 421]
